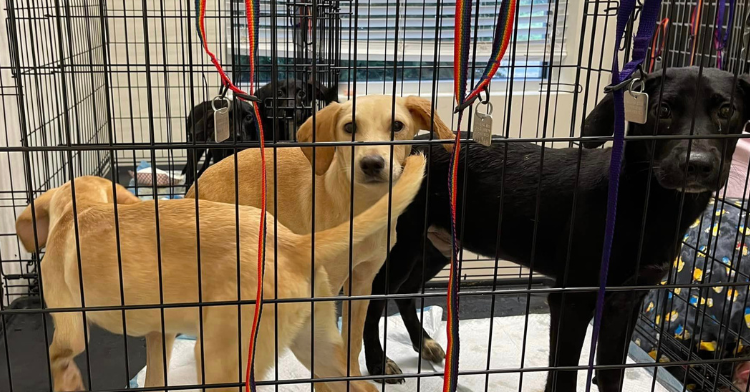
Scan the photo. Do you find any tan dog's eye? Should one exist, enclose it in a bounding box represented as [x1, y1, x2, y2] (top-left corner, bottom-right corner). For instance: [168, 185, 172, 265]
[344, 122, 355, 133]
[393, 121, 404, 132]
[719, 104, 733, 119]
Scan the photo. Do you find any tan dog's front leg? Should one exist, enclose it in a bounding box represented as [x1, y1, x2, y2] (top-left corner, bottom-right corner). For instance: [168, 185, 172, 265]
[291, 301, 377, 392]
[43, 259, 86, 392]
[49, 311, 86, 391]
[144, 332, 177, 391]
[341, 262, 380, 378]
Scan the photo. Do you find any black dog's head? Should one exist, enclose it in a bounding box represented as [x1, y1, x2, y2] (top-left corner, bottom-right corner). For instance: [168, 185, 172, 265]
[256, 78, 339, 130]
[584, 67, 750, 193]
[185, 79, 338, 143]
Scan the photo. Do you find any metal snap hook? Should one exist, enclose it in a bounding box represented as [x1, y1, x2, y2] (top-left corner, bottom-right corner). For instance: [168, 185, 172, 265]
[628, 78, 644, 97]
[475, 101, 493, 116]
[211, 95, 231, 112]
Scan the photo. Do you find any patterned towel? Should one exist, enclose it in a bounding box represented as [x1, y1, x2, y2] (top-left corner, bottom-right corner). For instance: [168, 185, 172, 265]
[634, 198, 750, 391]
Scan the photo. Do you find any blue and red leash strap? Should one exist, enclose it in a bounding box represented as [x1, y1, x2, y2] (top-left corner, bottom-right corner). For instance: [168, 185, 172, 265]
[447, 1, 516, 391]
[584, 0, 661, 391]
[195, 0, 267, 391]
[715, 0, 736, 69]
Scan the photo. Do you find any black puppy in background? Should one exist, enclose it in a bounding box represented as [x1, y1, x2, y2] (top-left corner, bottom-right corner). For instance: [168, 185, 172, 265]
[363, 67, 750, 391]
[183, 79, 338, 188]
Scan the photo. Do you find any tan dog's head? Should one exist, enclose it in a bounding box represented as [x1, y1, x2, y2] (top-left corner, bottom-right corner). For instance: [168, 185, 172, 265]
[16, 176, 139, 252]
[297, 95, 453, 184]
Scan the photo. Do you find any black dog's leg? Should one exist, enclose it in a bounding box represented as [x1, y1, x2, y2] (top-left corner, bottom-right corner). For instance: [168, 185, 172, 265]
[594, 290, 648, 392]
[396, 298, 445, 363]
[363, 264, 411, 384]
[197, 150, 213, 180]
[546, 291, 596, 392]
[183, 148, 205, 189]
[395, 247, 448, 363]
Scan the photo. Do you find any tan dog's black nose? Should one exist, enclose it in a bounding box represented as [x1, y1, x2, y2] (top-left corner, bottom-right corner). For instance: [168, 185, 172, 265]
[361, 155, 385, 177]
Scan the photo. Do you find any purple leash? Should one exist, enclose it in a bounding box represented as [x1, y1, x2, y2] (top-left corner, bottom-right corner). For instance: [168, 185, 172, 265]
[715, 0, 735, 69]
[584, 0, 662, 391]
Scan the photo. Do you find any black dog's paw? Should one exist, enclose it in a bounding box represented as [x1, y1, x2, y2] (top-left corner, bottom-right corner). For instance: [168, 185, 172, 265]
[383, 358, 405, 384]
[418, 339, 446, 363]
[367, 356, 405, 384]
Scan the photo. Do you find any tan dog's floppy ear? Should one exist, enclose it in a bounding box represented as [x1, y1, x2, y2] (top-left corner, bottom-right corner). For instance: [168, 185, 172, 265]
[111, 183, 140, 205]
[405, 96, 454, 152]
[298, 102, 341, 175]
[16, 188, 58, 252]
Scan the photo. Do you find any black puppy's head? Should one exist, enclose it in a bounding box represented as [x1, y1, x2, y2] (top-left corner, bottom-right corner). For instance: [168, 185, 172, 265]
[256, 78, 339, 127]
[583, 67, 750, 193]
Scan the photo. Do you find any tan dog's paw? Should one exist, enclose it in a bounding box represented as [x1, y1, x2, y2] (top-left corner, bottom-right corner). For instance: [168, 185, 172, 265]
[55, 363, 84, 391]
[421, 338, 446, 363]
[351, 380, 380, 392]
[384, 358, 405, 384]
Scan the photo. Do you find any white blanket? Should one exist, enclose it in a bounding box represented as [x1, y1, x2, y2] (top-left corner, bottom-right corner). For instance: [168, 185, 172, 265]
[132, 307, 675, 391]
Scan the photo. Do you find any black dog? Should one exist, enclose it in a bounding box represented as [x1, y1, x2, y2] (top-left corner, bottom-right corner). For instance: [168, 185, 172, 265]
[182, 79, 338, 188]
[363, 67, 750, 391]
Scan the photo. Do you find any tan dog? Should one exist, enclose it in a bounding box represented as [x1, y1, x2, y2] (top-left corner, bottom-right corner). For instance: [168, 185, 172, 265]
[16, 155, 424, 392]
[185, 95, 453, 380]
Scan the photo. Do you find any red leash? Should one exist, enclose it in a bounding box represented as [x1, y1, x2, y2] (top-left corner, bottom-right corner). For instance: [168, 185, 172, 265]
[195, 0, 266, 390]
[649, 18, 669, 72]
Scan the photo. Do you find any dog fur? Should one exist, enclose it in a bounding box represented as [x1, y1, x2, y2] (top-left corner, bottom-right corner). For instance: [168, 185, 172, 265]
[183, 79, 339, 188]
[362, 67, 750, 391]
[184, 95, 454, 382]
[15, 154, 424, 392]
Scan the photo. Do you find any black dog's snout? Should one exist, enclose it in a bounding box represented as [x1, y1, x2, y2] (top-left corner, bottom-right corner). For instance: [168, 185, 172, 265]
[684, 151, 715, 178]
[657, 146, 723, 192]
[360, 156, 385, 177]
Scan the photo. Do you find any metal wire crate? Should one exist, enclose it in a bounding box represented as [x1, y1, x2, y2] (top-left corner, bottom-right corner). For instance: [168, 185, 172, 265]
[3, 0, 750, 391]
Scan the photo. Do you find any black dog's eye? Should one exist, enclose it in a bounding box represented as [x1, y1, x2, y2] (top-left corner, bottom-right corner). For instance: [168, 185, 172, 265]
[719, 104, 734, 119]
[393, 121, 404, 132]
[657, 104, 671, 119]
[344, 122, 355, 133]
[297, 90, 306, 99]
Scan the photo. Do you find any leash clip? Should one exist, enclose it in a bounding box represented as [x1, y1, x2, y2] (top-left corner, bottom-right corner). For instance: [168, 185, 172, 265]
[603, 78, 634, 94]
[454, 95, 478, 114]
[454, 85, 491, 114]
[235, 92, 260, 102]
[218, 83, 229, 99]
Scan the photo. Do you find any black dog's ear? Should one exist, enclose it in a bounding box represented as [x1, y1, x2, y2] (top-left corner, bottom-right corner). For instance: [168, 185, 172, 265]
[737, 74, 750, 119]
[307, 78, 339, 104]
[581, 91, 615, 149]
[739, 73, 750, 93]
[581, 73, 664, 149]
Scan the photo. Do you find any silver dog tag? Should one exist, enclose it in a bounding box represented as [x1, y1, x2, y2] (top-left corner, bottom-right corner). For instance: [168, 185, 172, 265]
[212, 96, 231, 143]
[624, 90, 649, 125]
[473, 103, 493, 147]
[214, 106, 230, 143]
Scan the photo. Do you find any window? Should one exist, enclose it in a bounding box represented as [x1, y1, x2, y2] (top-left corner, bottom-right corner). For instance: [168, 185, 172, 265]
[229, 0, 568, 87]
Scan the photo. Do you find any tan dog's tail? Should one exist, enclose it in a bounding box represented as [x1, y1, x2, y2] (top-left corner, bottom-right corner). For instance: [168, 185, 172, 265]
[293, 154, 426, 264]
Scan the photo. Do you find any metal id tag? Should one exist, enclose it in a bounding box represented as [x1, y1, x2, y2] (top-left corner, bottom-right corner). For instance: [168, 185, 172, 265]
[623, 80, 649, 124]
[473, 103, 493, 147]
[653, 56, 663, 72]
[213, 96, 231, 142]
